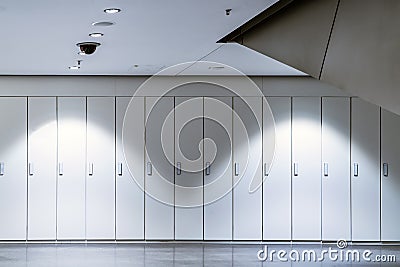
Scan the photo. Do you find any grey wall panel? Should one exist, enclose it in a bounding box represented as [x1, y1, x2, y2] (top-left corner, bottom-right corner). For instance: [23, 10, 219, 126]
[381, 109, 400, 241]
[321, 97, 351, 241]
[145, 97, 175, 240]
[116, 97, 145, 239]
[86, 97, 115, 239]
[239, 0, 338, 78]
[233, 97, 262, 240]
[27, 97, 57, 240]
[351, 98, 380, 241]
[175, 97, 204, 240]
[263, 97, 291, 240]
[292, 97, 321, 240]
[57, 97, 86, 240]
[0, 98, 27, 240]
[322, 0, 400, 115]
[204, 97, 232, 240]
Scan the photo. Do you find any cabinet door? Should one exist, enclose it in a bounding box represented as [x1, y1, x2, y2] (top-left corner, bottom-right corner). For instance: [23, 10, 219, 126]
[351, 98, 380, 241]
[57, 97, 86, 240]
[175, 97, 203, 240]
[27, 97, 57, 240]
[381, 109, 400, 241]
[233, 97, 262, 240]
[86, 97, 115, 239]
[263, 97, 291, 240]
[204, 97, 232, 240]
[0, 97, 27, 240]
[292, 97, 321, 240]
[322, 97, 350, 240]
[116, 97, 144, 239]
[145, 97, 174, 239]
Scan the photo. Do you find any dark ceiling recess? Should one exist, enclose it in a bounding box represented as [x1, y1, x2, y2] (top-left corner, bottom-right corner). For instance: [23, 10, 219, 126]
[221, 0, 400, 115]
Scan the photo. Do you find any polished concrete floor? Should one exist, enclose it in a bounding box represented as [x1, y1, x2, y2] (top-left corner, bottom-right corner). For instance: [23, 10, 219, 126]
[0, 243, 399, 266]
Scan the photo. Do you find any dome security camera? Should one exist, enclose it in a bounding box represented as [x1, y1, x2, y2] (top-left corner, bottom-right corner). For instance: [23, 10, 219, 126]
[76, 42, 101, 55]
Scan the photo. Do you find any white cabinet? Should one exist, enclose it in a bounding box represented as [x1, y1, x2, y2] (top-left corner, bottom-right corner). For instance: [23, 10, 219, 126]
[263, 97, 291, 240]
[351, 98, 380, 241]
[86, 97, 115, 239]
[233, 97, 262, 240]
[204, 97, 232, 240]
[116, 97, 144, 240]
[57, 97, 86, 240]
[321, 97, 350, 241]
[145, 97, 175, 239]
[292, 97, 321, 240]
[0, 98, 27, 240]
[27, 97, 57, 240]
[381, 109, 400, 241]
[175, 97, 204, 240]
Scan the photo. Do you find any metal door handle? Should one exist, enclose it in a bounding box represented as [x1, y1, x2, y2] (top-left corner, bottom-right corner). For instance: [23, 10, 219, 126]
[323, 163, 328, 177]
[205, 162, 210, 176]
[176, 162, 181, 175]
[147, 162, 152, 176]
[234, 163, 239, 176]
[353, 163, 359, 177]
[293, 163, 299, 176]
[88, 163, 93, 176]
[58, 162, 63, 176]
[383, 163, 389, 177]
[117, 162, 123, 176]
[264, 163, 269, 177]
[0, 162, 4, 176]
[28, 163, 34, 176]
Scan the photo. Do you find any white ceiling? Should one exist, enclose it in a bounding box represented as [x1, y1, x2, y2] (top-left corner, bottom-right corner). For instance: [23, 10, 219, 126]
[0, 0, 305, 76]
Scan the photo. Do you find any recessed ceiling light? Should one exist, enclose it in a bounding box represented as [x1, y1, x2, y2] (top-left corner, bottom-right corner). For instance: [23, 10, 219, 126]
[92, 21, 115, 27]
[104, 8, 121, 14]
[89, 32, 104, 38]
[69, 66, 80, 70]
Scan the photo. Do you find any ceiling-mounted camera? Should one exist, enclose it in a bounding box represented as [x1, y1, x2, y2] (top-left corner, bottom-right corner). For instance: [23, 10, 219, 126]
[76, 42, 101, 55]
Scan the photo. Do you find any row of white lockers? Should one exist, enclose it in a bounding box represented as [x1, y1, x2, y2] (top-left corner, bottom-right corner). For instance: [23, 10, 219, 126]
[0, 96, 398, 242]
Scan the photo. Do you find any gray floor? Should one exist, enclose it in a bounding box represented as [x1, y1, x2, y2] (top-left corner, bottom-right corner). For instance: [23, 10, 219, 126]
[0, 243, 399, 267]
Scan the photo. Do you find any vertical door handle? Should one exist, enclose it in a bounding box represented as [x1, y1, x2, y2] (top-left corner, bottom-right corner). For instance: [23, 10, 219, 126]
[58, 162, 63, 176]
[383, 163, 389, 177]
[205, 162, 210, 176]
[234, 163, 239, 176]
[264, 163, 269, 177]
[176, 162, 181, 175]
[0, 162, 4, 176]
[353, 163, 359, 177]
[28, 163, 34, 176]
[147, 162, 152, 176]
[117, 162, 123, 176]
[88, 163, 94, 176]
[323, 163, 329, 177]
[293, 163, 299, 176]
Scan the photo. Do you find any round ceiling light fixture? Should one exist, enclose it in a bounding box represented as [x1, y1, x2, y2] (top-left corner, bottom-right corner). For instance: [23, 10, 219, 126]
[89, 32, 104, 38]
[104, 8, 121, 14]
[92, 21, 115, 27]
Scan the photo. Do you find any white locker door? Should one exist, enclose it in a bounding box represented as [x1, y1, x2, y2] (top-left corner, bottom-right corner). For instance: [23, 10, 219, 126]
[351, 98, 380, 241]
[57, 97, 86, 240]
[86, 97, 115, 239]
[233, 97, 262, 240]
[116, 97, 144, 239]
[263, 97, 291, 240]
[204, 97, 232, 240]
[145, 97, 174, 239]
[322, 97, 351, 241]
[292, 97, 321, 240]
[381, 109, 400, 241]
[175, 97, 203, 240]
[28, 97, 57, 240]
[0, 97, 27, 240]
